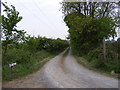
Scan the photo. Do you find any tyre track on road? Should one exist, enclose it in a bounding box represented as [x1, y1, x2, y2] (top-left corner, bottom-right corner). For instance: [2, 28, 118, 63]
[3, 49, 118, 88]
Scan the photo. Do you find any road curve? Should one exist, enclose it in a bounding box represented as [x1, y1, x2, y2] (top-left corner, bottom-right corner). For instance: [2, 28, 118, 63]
[3, 49, 118, 88]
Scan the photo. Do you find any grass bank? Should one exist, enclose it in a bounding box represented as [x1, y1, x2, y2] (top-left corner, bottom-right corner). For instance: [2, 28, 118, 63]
[75, 56, 119, 79]
[2, 50, 57, 81]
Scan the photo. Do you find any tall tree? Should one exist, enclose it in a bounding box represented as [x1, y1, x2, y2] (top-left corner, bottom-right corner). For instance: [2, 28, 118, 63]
[61, 2, 118, 18]
[61, 2, 118, 55]
[2, 2, 26, 53]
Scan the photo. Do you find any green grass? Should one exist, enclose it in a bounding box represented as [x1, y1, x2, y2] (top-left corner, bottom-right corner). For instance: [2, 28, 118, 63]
[2, 50, 55, 81]
[75, 55, 119, 79]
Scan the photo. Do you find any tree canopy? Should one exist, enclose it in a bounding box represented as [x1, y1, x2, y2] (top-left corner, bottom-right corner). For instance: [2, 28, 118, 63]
[61, 2, 119, 55]
[2, 3, 27, 52]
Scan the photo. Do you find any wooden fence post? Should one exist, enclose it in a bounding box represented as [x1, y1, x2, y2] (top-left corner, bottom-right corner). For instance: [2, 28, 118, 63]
[103, 37, 106, 60]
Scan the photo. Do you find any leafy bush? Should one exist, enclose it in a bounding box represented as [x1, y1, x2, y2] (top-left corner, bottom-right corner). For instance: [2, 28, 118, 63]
[83, 41, 119, 74]
[90, 58, 105, 69]
[2, 36, 69, 65]
[2, 50, 54, 81]
[105, 62, 118, 73]
[2, 48, 31, 65]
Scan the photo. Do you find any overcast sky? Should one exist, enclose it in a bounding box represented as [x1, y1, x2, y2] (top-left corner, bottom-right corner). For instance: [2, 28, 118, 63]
[2, 0, 119, 40]
[2, 0, 69, 39]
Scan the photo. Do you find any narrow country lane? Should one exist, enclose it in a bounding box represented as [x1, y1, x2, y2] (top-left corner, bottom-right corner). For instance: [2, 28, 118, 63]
[3, 49, 118, 88]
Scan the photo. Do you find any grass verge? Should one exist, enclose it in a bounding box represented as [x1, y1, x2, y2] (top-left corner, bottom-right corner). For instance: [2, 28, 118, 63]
[2, 50, 56, 82]
[75, 55, 119, 79]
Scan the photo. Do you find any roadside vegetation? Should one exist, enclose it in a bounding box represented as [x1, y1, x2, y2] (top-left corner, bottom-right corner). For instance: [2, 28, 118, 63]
[2, 3, 69, 81]
[75, 41, 119, 78]
[61, 2, 120, 77]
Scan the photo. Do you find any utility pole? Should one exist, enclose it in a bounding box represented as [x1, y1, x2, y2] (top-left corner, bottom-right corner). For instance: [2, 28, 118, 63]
[103, 37, 106, 60]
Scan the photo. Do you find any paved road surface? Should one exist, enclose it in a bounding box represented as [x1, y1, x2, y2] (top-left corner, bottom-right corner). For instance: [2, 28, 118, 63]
[3, 50, 118, 88]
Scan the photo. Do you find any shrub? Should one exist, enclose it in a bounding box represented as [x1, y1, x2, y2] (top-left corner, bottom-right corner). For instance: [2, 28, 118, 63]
[105, 62, 118, 72]
[2, 48, 31, 65]
[90, 58, 105, 69]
